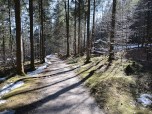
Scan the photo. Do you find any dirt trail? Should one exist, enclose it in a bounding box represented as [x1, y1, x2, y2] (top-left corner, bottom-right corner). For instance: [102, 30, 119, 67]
[15, 56, 103, 114]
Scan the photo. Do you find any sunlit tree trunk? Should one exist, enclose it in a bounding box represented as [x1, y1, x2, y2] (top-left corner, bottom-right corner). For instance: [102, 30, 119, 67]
[29, 0, 35, 69]
[74, 0, 76, 55]
[8, 0, 14, 66]
[65, 0, 69, 56]
[78, 0, 81, 55]
[83, 12, 86, 53]
[41, 0, 45, 63]
[108, 0, 116, 62]
[86, 0, 90, 62]
[91, 0, 95, 53]
[15, 0, 24, 74]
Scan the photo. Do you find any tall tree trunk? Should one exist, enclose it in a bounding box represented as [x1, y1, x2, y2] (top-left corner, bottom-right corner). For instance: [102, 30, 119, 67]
[86, 0, 90, 62]
[40, 28, 42, 60]
[2, 26, 5, 65]
[65, 0, 69, 56]
[74, 0, 76, 55]
[91, 0, 95, 53]
[83, 12, 86, 53]
[147, 0, 150, 44]
[67, 0, 70, 56]
[15, 0, 24, 74]
[8, 0, 14, 66]
[29, 0, 35, 69]
[78, 0, 81, 55]
[23, 39, 25, 63]
[108, 0, 116, 62]
[39, 2, 42, 60]
[41, 0, 45, 63]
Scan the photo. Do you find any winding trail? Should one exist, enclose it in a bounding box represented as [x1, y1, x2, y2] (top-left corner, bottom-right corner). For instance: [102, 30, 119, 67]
[15, 56, 103, 114]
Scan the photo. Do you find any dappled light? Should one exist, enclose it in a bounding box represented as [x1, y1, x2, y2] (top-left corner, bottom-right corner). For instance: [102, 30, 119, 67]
[0, 0, 152, 113]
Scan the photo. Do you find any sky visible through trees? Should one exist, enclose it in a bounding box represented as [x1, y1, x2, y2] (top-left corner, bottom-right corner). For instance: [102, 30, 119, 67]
[0, 0, 151, 74]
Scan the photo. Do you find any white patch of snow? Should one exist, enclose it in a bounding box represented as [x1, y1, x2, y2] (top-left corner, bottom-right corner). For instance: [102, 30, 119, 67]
[0, 99, 6, 104]
[0, 81, 24, 96]
[73, 65, 82, 69]
[7, 58, 11, 61]
[1, 83, 14, 90]
[137, 94, 152, 107]
[0, 110, 15, 114]
[46, 54, 52, 58]
[27, 57, 52, 76]
[0, 76, 8, 81]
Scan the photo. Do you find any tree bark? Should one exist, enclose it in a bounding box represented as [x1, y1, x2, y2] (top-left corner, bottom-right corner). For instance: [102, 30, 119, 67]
[65, 0, 69, 56]
[74, 0, 76, 55]
[2, 27, 5, 65]
[86, 0, 90, 62]
[78, 0, 81, 55]
[41, 0, 45, 63]
[67, 0, 70, 56]
[15, 0, 24, 74]
[91, 0, 95, 53]
[8, 0, 15, 66]
[108, 0, 116, 62]
[83, 12, 86, 53]
[29, 0, 35, 69]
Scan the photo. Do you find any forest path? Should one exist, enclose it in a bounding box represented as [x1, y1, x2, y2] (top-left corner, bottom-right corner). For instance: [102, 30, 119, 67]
[15, 55, 103, 114]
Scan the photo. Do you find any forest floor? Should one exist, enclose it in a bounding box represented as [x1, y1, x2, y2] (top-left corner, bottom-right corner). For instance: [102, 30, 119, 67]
[0, 55, 103, 114]
[61, 47, 152, 114]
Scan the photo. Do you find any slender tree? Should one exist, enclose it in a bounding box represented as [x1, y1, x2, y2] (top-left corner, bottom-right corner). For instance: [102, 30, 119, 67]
[74, 0, 77, 55]
[91, 0, 95, 53]
[86, 0, 90, 62]
[41, 0, 45, 63]
[83, 12, 86, 53]
[15, 0, 24, 74]
[78, 0, 81, 55]
[29, 0, 35, 69]
[108, 0, 116, 61]
[8, 0, 14, 66]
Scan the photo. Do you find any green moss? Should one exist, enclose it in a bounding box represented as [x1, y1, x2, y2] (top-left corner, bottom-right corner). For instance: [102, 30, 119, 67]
[66, 55, 152, 114]
[67, 58, 79, 64]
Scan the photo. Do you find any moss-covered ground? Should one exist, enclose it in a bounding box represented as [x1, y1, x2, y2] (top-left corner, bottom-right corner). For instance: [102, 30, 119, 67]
[0, 59, 43, 112]
[64, 54, 152, 114]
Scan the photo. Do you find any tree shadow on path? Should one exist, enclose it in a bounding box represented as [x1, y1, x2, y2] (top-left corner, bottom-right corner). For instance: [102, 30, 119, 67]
[14, 68, 95, 114]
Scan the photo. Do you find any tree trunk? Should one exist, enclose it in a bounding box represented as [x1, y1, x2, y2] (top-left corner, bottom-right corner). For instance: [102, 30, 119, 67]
[91, 0, 95, 53]
[108, 0, 116, 62]
[15, 0, 24, 74]
[39, 2, 42, 61]
[41, 0, 45, 63]
[86, 0, 90, 62]
[74, 0, 76, 55]
[29, 0, 35, 69]
[78, 0, 81, 55]
[67, 0, 70, 56]
[83, 12, 86, 53]
[23, 39, 25, 63]
[2, 28, 5, 65]
[8, 0, 15, 66]
[65, 0, 69, 56]
[147, 0, 150, 45]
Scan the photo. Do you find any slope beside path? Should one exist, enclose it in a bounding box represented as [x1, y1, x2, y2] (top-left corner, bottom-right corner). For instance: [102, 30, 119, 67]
[15, 55, 103, 114]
